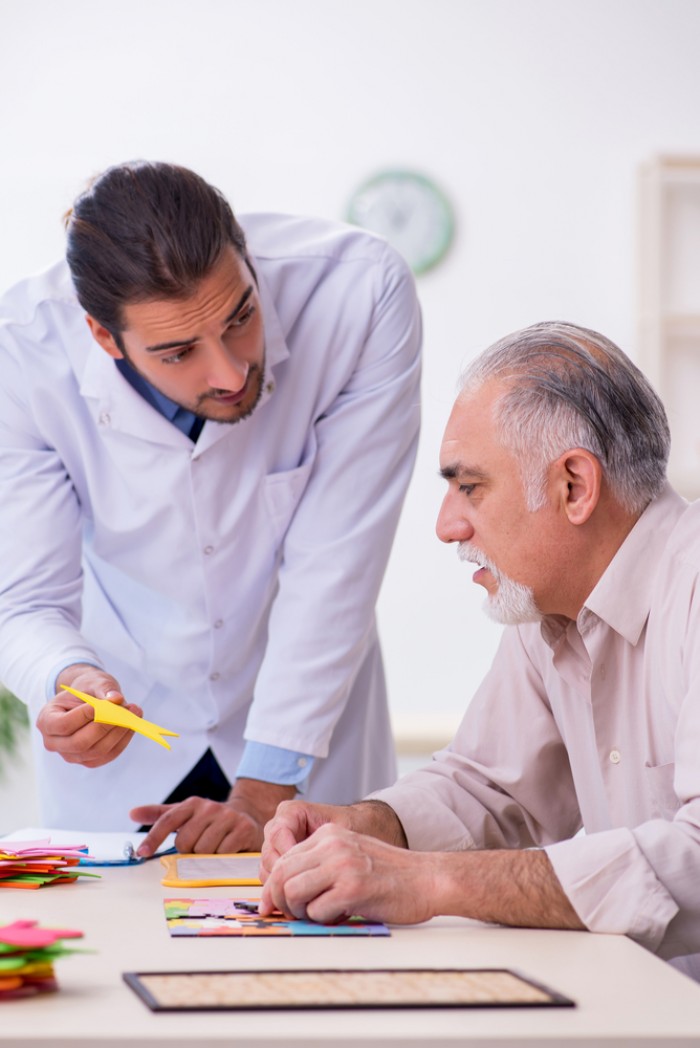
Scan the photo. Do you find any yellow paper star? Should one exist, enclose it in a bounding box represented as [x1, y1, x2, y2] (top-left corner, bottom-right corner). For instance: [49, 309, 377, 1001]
[60, 685, 179, 750]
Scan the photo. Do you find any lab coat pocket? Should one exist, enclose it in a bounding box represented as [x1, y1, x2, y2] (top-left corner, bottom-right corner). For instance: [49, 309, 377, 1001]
[643, 761, 679, 820]
[263, 460, 314, 547]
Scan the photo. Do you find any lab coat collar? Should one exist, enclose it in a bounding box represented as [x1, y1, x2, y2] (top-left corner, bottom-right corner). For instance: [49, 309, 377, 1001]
[252, 253, 291, 376]
[78, 253, 290, 452]
[79, 345, 190, 447]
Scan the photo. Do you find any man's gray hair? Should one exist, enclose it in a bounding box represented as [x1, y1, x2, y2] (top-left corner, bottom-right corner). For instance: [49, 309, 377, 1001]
[459, 321, 670, 515]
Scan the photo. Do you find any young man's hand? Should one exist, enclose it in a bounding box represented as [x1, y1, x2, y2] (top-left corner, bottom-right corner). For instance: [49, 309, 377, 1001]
[36, 663, 142, 769]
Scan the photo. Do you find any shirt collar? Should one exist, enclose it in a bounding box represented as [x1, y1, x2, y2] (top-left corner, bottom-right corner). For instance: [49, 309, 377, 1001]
[540, 483, 688, 648]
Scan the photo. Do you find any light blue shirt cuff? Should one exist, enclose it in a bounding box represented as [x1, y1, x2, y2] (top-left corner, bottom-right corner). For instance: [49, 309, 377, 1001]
[45, 658, 102, 702]
[236, 741, 315, 790]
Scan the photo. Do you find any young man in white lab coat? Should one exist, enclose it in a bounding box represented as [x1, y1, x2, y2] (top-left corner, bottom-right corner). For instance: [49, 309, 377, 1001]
[0, 160, 422, 850]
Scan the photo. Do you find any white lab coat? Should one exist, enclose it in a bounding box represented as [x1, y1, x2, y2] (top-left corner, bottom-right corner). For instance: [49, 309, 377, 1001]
[0, 213, 422, 829]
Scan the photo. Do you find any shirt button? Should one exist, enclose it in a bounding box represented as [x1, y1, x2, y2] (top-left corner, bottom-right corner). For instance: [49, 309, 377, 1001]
[203, 545, 215, 555]
[609, 749, 621, 764]
[297, 757, 308, 768]
[209, 672, 220, 682]
[213, 619, 224, 629]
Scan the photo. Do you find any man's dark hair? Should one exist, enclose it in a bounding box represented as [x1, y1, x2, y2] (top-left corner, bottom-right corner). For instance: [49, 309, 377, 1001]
[65, 161, 247, 343]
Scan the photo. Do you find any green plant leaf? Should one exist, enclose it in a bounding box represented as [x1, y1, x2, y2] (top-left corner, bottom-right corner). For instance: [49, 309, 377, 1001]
[0, 687, 29, 768]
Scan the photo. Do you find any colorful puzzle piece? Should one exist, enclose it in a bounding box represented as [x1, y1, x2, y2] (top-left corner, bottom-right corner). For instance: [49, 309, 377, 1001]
[0, 840, 99, 889]
[0, 920, 84, 949]
[163, 898, 390, 937]
[0, 920, 87, 998]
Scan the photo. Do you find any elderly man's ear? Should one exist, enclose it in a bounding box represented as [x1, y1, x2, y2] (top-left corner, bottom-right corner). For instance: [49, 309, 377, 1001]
[553, 449, 602, 526]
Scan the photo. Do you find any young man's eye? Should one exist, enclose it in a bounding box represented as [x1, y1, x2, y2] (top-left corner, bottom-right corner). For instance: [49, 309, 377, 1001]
[458, 483, 476, 496]
[230, 305, 255, 328]
[161, 347, 192, 365]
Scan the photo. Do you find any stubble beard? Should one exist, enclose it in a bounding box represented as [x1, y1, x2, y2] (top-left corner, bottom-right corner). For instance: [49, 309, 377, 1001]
[118, 348, 266, 425]
[193, 362, 265, 423]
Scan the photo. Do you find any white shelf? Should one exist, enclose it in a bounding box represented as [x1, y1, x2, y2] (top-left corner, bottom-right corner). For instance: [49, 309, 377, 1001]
[638, 155, 700, 499]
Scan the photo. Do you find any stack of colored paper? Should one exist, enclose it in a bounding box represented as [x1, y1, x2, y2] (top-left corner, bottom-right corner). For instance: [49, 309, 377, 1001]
[0, 920, 85, 999]
[0, 839, 99, 889]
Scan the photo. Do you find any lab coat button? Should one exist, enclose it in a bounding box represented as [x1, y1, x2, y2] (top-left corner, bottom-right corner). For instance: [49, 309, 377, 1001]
[213, 619, 223, 629]
[98, 411, 111, 426]
[609, 749, 621, 764]
[209, 672, 220, 682]
[203, 545, 215, 555]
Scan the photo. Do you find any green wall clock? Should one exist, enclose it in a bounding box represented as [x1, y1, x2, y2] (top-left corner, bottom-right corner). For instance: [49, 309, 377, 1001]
[346, 169, 455, 275]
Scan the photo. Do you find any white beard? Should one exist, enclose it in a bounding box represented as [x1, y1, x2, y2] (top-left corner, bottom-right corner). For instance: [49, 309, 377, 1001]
[458, 543, 542, 625]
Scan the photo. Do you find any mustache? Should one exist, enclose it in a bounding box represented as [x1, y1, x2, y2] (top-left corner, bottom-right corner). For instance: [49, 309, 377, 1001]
[457, 543, 505, 585]
[458, 542, 490, 570]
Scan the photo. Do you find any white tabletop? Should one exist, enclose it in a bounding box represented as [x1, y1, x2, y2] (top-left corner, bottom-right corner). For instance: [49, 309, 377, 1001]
[2, 859, 700, 1047]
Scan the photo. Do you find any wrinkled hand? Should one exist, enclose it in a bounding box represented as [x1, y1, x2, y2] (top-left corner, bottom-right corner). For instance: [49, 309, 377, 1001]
[131, 778, 297, 857]
[260, 823, 437, 925]
[260, 799, 356, 882]
[36, 664, 142, 769]
[260, 798, 407, 882]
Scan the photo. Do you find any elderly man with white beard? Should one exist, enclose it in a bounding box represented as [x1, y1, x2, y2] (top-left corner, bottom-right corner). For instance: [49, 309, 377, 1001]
[259, 320, 700, 983]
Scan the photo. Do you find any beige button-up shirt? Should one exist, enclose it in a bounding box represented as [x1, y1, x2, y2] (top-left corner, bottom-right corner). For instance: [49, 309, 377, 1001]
[376, 484, 700, 974]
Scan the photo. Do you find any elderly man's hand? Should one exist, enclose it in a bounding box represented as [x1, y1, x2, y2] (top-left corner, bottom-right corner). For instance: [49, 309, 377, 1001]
[259, 823, 436, 925]
[130, 778, 297, 857]
[259, 799, 353, 881]
[36, 664, 142, 769]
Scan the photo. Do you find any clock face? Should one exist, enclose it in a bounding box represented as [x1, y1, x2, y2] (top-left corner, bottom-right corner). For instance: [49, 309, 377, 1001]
[346, 170, 454, 274]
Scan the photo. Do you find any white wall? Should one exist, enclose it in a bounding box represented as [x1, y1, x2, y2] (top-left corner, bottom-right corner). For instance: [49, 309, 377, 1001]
[1, 0, 699, 756]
